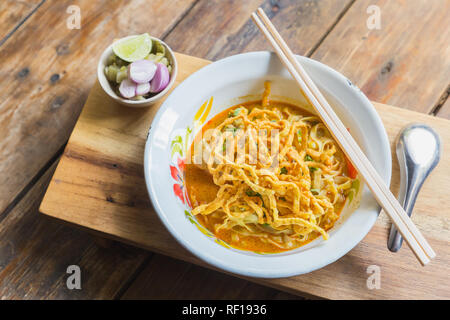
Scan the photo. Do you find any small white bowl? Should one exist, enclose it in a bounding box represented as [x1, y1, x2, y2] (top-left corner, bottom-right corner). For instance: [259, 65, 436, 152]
[144, 52, 392, 278]
[97, 35, 178, 108]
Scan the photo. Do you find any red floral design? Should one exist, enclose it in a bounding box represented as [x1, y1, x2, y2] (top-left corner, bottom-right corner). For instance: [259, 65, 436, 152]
[170, 158, 191, 207]
[170, 165, 182, 181]
[173, 183, 184, 204]
[177, 157, 186, 172]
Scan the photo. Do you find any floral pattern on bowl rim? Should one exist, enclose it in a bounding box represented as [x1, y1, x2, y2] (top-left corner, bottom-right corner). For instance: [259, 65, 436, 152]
[169, 97, 232, 250]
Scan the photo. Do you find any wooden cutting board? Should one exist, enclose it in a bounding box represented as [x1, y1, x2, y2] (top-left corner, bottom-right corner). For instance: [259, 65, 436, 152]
[40, 53, 450, 300]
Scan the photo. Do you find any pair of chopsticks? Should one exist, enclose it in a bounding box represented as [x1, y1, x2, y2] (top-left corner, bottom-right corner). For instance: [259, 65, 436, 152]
[251, 8, 435, 265]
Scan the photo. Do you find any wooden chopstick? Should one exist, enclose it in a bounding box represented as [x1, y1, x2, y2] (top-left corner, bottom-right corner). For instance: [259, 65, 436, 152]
[253, 9, 434, 265]
[252, 8, 435, 265]
[253, 9, 436, 263]
[253, 9, 435, 264]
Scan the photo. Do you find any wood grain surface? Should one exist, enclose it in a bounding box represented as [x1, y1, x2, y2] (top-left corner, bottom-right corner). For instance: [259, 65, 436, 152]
[0, 162, 150, 299]
[0, 0, 196, 216]
[2, 0, 449, 299]
[165, 0, 354, 60]
[0, 0, 43, 45]
[40, 53, 450, 300]
[122, 255, 300, 300]
[0, 0, 195, 300]
[311, 0, 450, 113]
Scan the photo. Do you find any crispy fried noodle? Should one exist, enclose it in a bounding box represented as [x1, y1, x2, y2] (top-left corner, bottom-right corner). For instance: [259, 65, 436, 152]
[187, 82, 359, 253]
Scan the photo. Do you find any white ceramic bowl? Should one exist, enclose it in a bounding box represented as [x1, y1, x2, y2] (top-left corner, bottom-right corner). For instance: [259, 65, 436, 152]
[97, 35, 178, 108]
[144, 52, 391, 278]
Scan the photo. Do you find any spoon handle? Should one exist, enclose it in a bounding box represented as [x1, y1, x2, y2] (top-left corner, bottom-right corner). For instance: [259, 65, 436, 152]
[388, 170, 424, 252]
[388, 123, 440, 252]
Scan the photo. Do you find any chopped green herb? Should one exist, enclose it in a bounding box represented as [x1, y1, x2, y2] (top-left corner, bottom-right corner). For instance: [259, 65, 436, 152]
[311, 188, 320, 195]
[232, 108, 241, 117]
[280, 167, 288, 175]
[310, 167, 318, 172]
[279, 197, 286, 201]
[246, 189, 265, 207]
[246, 189, 260, 197]
[297, 129, 302, 143]
[262, 223, 270, 227]
[305, 155, 313, 161]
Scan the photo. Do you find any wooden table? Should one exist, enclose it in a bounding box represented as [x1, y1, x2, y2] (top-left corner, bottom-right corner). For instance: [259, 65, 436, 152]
[0, 0, 448, 299]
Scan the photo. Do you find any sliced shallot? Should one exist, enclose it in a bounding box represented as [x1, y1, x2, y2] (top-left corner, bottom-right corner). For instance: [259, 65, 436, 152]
[150, 63, 170, 93]
[128, 60, 157, 84]
[119, 79, 137, 98]
[136, 82, 151, 95]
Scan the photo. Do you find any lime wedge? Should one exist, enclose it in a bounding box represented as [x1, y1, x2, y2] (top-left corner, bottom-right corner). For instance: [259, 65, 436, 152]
[113, 33, 152, 63]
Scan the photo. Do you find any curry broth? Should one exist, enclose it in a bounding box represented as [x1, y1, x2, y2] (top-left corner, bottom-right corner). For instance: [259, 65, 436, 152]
[185, 100, 348, 253]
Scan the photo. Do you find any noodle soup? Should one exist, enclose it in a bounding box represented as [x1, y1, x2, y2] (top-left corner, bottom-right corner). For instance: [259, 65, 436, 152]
[185, 83, 360, 253]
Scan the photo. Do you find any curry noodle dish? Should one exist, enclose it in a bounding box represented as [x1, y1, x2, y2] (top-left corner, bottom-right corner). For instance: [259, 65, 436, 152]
[185, 82, 361, 253]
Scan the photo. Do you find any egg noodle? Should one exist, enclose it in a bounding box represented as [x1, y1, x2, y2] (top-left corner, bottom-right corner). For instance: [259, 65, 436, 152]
[188, 82, 358, 252]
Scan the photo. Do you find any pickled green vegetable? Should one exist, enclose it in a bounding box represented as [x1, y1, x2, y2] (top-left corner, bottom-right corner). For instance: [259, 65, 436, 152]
[106, 53, 116, 66]
[114, 56, 128, 67]
[116, 66, 128, 83]
[104, 64, 119, 82]
[155, 41, 166, 55]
